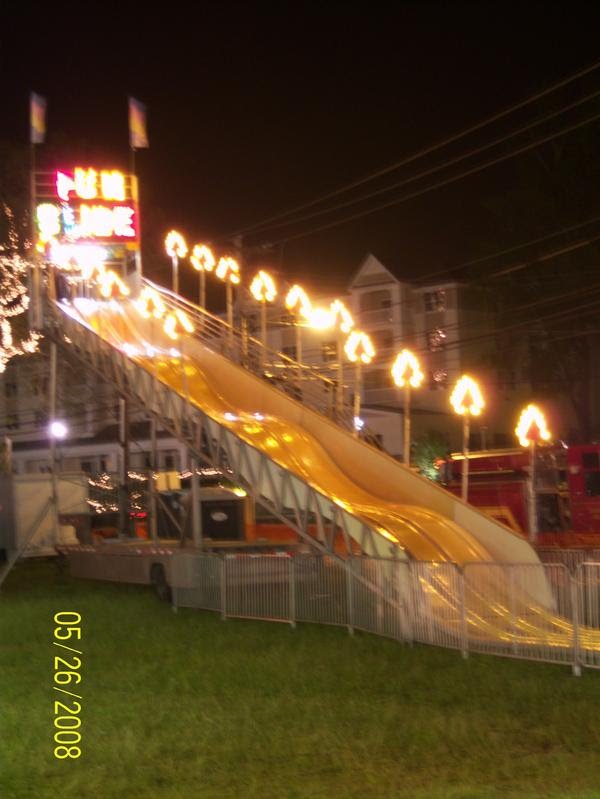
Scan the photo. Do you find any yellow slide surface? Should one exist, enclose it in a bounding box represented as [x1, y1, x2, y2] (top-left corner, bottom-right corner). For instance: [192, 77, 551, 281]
[59, 295, 600, 652]
[69, 297, 520, 564]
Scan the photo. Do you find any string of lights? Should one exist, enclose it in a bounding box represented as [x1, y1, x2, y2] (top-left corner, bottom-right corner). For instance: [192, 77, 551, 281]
[0, 205, 42, 372]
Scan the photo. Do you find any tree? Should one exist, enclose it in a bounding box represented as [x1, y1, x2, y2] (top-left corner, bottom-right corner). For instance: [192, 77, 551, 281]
[461, 127, 600, 441]
[0, 204, 41, 373]
[413, 429, 449, 481]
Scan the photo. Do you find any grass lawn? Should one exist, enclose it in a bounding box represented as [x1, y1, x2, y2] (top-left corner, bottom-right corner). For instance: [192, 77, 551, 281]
[2, 559, 600, 799]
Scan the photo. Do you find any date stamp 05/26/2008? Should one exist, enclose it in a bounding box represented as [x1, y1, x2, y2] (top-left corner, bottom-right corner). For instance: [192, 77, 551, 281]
[52, 612, 82, 760]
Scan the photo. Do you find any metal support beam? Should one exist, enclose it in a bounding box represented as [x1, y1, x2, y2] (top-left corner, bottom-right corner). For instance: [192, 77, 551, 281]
[48, 342, 59, 543]
[46, 300, 398, 562]
[118, 397, 129, 538]
[149, 415, 158, 541]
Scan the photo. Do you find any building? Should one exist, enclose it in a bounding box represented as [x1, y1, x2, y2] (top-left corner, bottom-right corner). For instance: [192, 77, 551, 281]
[260, 253, 541, 455]
[0, 342, 188, 477]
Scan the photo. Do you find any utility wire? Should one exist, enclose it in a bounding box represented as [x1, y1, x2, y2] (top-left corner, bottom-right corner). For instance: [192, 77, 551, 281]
[243, 86, 600, 238]
[254, 108, 600, 247]
[222, 57, 600, 239]
[415, 212, 600, 284]
[483, 232, 600, 280]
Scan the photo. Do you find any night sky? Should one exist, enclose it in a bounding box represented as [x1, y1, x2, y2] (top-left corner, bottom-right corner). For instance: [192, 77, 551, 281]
[4, 2, 600, 300]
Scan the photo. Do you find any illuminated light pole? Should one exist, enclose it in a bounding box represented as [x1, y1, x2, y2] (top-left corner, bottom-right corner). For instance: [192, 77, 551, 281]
[96, 268, 130, 300]
[190, 243, 216, 308]
[515, 404, 551, 542]
[135, 285, 166, 320]
[250, 270, 277, 371]
[165, 230, 188, 294]
[216, 256, 241, 342]
[391, 349, 424, 466]
[285, 284, 312, 368]
[345, 331, 375, 437]
[305, 305, 336, 413]
[450, 375, 485, 502]
[163, 308, 195, 340]
[330, 299, 354, 415]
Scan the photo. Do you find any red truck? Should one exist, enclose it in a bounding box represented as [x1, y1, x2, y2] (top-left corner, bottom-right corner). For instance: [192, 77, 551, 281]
[442, 444, 600, 547]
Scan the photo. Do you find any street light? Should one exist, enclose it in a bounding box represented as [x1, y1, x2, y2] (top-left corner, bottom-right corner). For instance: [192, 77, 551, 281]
[304, 299, 354, 415]
[190, 243, 216, 308]
[163, 309, 195, 340]
[330, 300, 354, 415]
[165, 230, 188, 294]
[450, 375, 484, 502]
[250, 270, 277, 370]
[515, 403, 551, 542]
[96, 268, 130, 300]
[47, 417, 69, 542]
[285, 284, 312, 366]
[215, 256, 241, 342]
[48, 420, 68, 440]
[344, 330, 375, 437]
[391, 349, 424, 466]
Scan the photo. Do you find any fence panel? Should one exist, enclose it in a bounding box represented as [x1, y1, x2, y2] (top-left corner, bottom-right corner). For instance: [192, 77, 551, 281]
[463, 563, 575, 666]
[171, 553, 222, 611]
[170, 552, 600, 672]
[349, 558, 411, 642]
[409, 562, 464, 650]
[575, 563, 600, 670]
[224, 554, 291, 623]
[294, 555, 349, 628]
[537, 548, 600, 572]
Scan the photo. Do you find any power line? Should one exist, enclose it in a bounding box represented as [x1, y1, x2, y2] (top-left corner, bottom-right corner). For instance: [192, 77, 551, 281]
[416, 212, 600, 284]
[222, 57, 600, 240]
[254, 108, 600, 247]
[242, 86, 600, 238]
[483, 232, 600, 281]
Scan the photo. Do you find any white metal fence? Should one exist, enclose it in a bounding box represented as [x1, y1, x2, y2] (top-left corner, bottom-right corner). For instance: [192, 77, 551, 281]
[171, 553, 600, 673]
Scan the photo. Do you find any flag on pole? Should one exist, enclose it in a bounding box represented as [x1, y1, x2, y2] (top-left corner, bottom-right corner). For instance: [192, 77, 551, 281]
[30, 92, 46, 144]
[129, 97, 149, 149]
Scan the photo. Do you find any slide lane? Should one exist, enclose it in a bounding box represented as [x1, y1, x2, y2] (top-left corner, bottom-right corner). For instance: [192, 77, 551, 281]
[79, 300, 490, 563]
[60, 297, 600, 651]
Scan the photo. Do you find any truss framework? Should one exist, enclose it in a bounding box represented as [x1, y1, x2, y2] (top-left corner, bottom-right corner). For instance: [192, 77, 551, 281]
[48, 303, 401, 561]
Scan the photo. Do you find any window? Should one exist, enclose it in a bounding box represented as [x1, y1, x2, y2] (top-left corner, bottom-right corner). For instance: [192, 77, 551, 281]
[424, 290, 446, 312]
[427, 328, 447, 351]
[370, 329, 394, 351]
[81, 461, 93, 473]
[4, 381, 17, 398]
[32, 375, 48, 396]
[6, 414, 19, 430]
[359, 289, 392, 312]
[585, 472, 600, 497]
[364, 370, 392, 390]
[583, 451, 600, 497]
[430, 368, 448, 388]
[582, 452, 600, 470]
[35, 410, 48, 427]
[321, 341, 337, 363]
[282, 346, 297, 360]
[162, 451, 179, 471]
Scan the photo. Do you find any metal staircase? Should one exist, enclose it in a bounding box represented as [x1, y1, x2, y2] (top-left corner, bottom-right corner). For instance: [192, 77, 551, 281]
[44, 283, 402, 560]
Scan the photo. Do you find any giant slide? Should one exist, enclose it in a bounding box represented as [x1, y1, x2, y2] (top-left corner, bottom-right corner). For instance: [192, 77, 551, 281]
[54, 285, 597, 651]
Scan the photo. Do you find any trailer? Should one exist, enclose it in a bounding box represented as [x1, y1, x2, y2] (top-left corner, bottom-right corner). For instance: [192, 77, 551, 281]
[0, 472, 85, 561]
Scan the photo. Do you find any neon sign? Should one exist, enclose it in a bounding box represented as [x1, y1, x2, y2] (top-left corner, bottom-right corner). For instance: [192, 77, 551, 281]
[35, 167, 138, 247]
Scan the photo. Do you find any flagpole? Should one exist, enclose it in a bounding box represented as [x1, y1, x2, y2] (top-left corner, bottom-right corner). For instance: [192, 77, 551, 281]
[29, 95, 42, 330]
[128, 97, 148, 286]
[129, 145, 143, 284]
